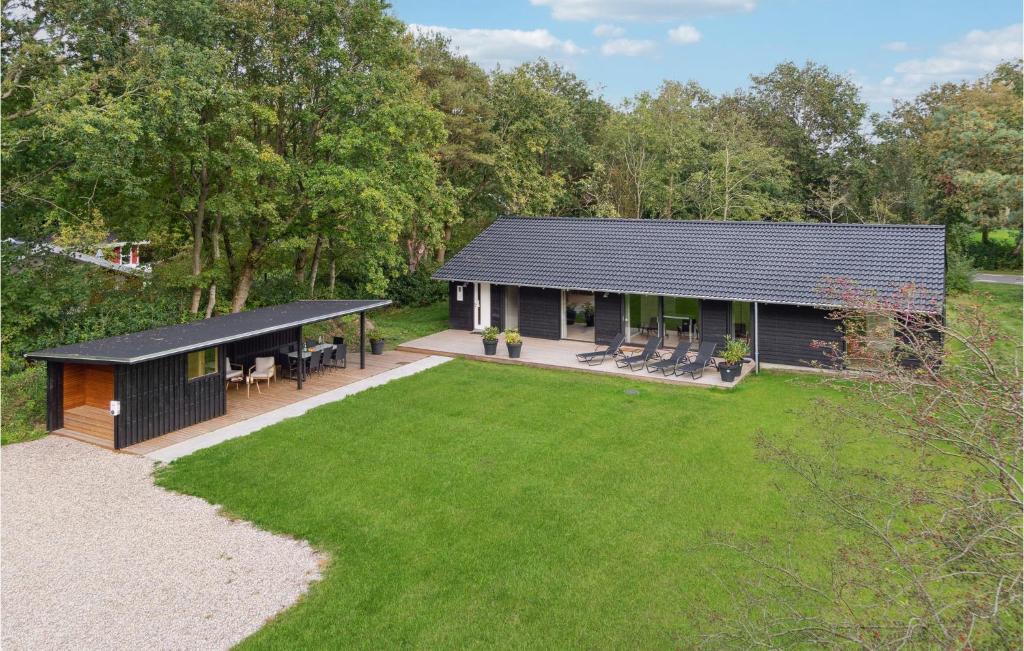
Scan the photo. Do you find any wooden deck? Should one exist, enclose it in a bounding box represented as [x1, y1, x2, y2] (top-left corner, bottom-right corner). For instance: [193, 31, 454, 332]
[54, 350, 428, 455]
[398, 330, 755, 388]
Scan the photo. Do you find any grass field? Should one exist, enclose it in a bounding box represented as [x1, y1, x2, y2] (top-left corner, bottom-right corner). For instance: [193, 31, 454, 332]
[158, 362, 864, 648]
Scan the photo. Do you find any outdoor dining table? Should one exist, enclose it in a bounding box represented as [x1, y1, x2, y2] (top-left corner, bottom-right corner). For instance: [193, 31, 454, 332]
[286, 342, 336, 360]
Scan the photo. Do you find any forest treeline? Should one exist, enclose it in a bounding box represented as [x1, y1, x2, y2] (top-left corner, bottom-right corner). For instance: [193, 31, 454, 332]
[3, 0, 1022, 322]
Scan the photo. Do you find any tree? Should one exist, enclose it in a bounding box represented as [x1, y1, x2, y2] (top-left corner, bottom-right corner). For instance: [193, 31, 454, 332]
[682, 106, 798, 221]
[708, 282, 1022, 648]
[411, 33, 497, 263]
[743, 61, 868, 217]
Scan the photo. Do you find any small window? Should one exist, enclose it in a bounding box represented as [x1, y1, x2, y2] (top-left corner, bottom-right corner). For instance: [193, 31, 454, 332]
[187, 347, 218, 380]
[456, 285, 464, 301]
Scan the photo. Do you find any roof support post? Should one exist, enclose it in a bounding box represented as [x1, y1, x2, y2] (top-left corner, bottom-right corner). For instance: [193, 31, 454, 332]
[753, 302, 760, 374]
[296, 325, 304, 389]
[359, 311, 366, 369]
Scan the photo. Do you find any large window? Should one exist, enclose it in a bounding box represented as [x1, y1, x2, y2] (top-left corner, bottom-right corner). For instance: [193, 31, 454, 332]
[732, 302, 751, 341]
[664, 297, 699, 345]
[187, 347, 218, 380]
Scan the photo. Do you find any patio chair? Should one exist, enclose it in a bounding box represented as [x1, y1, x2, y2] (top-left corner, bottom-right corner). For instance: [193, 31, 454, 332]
[646, 341, 694, 375]
[615, 336, 662, 372]
[640, 316, 658, 335]
[672, 341, 718, 380]
[324, 337, 347, 371]
[224, 357, 244, 389]
[306, 349, 323, 376]
[248, 356, 276, 393]
[575, 333, 624, 366]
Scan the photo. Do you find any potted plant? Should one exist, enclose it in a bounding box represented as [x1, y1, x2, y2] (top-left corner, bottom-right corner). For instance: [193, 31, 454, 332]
[368, 327, 386, 355]
[717, 336, 749, 382]
[582, 302, 595, 327]
[505, 329, 523, 358]
[566, 302, 577, 325]
[481, 326, 499, 355]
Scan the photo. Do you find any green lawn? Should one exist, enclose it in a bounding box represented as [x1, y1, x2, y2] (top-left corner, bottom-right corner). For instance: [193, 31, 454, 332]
[157, 362, 877, 648]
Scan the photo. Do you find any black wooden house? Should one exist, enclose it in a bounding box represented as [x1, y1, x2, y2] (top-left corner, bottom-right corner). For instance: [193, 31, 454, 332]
[434, 217, 946, 369]
[26, 299, 390, 449]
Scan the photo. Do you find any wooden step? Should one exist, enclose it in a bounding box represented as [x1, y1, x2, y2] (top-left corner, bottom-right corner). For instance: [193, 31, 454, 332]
[63, 406, 114, 442]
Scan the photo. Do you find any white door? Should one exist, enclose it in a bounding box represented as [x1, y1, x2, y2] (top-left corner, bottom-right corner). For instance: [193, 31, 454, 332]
[474, 282, 491, 330]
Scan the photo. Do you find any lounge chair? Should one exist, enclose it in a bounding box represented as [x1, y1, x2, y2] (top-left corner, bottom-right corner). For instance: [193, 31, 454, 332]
[646, 341, 694, 375]
[615, 336, 662, 371]
[575, 333, 624, 366]
[672, 341, 718, 380]
[248, 356, 276, 393]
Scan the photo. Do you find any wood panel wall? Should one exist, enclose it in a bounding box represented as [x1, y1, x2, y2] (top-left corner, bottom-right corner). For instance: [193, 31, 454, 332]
[519, 287, 562, 340]
[225, 328, 298, 366]
[62, 364, 113, 410]
[757, 303, 843, 367]
[490, 285, 505, 331]
[699, 300, 731, 353]
[46, 362, 63, 431]
[594, 293, 623, 345]
[113, 350, 226, 449]
[448, 282, 474, 330]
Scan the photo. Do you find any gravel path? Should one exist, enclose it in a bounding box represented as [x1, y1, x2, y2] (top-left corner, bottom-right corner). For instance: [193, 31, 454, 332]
[2, 437, 324, 650]
[974, 272, 1022, 285]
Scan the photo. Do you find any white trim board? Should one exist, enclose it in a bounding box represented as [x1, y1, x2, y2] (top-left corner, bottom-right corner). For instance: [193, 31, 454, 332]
[144, 355, 452, 463]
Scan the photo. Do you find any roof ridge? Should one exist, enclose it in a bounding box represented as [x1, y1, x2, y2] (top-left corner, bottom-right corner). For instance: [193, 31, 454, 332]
[496, 215, 946, 229]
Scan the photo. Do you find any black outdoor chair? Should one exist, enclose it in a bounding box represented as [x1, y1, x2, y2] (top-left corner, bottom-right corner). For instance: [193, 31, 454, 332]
[639, 317, 658, 335]
[615, 336, 662, 372]
[306, 349, 323, 377]
[324, 337, 347, 371]
[672, 341, 719, 380]
[646, 341, 694, 375]
[575, 333, 624, 366]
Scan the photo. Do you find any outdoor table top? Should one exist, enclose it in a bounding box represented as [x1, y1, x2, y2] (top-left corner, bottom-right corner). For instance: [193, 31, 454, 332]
[287, 343, 336, 359]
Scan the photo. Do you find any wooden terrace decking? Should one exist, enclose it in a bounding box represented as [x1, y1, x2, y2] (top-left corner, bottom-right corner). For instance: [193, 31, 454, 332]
[54, 349, 428, 455]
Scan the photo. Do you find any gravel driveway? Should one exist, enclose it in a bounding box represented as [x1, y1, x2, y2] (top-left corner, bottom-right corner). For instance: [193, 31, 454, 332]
[2, 437, 324, 650]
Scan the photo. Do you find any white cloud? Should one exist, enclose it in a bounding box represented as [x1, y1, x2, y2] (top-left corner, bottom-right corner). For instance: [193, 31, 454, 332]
[593, 23, 624, 37]
[407, 24, 584, 69]
[600, 38, 657, 56]
[860, 23, 1022, 110]
[881, 41, 909, 52]
[530, 0, 755, 22]
[668, 24, 702, 44]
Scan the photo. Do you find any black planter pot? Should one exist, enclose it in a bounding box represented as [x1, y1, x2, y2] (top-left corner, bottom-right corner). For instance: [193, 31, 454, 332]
[507, 342, 522, 358]
[370, 339, 385, 355]
[718, 362, 742, 382]
[566, 309, 577, 325]
[585, 314, 595, 327]
[483, 339, 498, 355]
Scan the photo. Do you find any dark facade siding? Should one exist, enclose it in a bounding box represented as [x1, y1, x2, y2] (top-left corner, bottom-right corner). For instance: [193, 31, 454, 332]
[113, 349, 227, 449]
[595, 293, 623, 345]
[700, 300, 731, 352]
[46, 362, 63, 431]
[449, 282, 474, 330]
[490, 285, 505, 331]
[757, 304, 843, 367]
[519, 287, 562, 340]
[225, 328, 298, 365]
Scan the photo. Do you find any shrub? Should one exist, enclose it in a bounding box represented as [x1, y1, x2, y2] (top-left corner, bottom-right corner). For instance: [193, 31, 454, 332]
[965, 230, 1021, 270]
[481, 326, 499, 342]
[368, 327, 386, 343]
[387, 266, 447, 307]
[1, 363, 47, 445]
[505, 329, 522, 345]
[720, 336, 750, 365]
[945, 248, 976, 293]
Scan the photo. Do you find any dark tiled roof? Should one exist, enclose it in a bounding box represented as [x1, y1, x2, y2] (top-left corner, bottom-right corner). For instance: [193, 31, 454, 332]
[434, 217, 945, 310]
[25, 299, 391, 364]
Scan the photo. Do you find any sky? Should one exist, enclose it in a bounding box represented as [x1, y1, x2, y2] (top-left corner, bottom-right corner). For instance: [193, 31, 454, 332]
[391, 0, 1023, 114]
